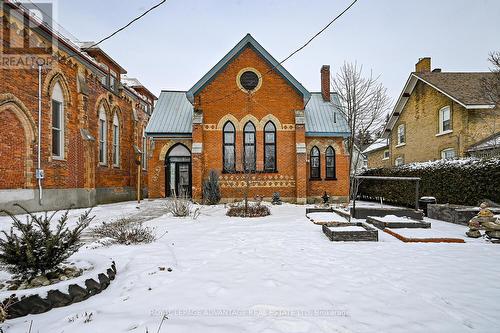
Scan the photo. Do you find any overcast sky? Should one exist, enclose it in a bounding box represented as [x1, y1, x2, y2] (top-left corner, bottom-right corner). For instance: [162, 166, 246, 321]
[52, 0, 500, 102]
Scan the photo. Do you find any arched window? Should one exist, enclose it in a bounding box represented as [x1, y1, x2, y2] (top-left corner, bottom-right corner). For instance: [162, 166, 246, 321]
[223, 121, 235, 172]
[112, 113, 120, 166]
[264, 121, 276, 172]
[51, 82, 64, 158]
[98, 106, 107, 165]
[243, 121, 256, 172]
[310, 146, 320, 179]
[142, 128, 147, 170]
[325, 146, 336, 179]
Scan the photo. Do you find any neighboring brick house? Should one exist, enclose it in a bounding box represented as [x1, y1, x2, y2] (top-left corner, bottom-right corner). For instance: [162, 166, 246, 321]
[0, 2, 156, 212]
[362, 138, 390, 169]
[146, 34, 350, 203]
[368, 57, 499, 167]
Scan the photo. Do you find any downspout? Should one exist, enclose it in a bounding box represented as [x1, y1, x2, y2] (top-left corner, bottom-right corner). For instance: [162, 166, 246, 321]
[37, 63, 43, 205]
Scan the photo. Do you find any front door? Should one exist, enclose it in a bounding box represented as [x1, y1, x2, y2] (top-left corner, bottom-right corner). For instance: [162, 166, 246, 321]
[176, 162, 191, 198]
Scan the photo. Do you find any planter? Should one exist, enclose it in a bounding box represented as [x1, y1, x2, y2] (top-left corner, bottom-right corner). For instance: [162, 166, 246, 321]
[366, 216, 431, 230]
[322, 223, 378, 242]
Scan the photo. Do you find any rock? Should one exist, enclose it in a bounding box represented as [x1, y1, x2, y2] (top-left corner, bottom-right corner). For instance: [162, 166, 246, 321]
[0, 283, 5, 290]
[483, 221, 500, 231]
[6, 297, 30, 319]
[46, 271, 59, 280]
[59, 275, 68, 281]
[24, 295, 52, 314]
[17, 281, 29, 290]
[85, 278, 102, 295]
[111, 261, 117, 274]
[159, 267, 166, 271]
[30, 275, 50, 288]
[98, 273, 110, 289]
[68, 284, 89, 302]
[47, 290, 72, 308]
[167, 268, 173, 272]
[7, 283, 19, 290]
[50, 278, 60, 284]
[106, 268, 116, 280]
[486, 230, 500, 239]
[466, 230, 482, 238]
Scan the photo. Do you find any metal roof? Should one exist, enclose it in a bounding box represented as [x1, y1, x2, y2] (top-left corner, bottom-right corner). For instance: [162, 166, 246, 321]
[186, 34, 311, 105]
[304, 93, 350, 137]
[145, 91, 193, 136]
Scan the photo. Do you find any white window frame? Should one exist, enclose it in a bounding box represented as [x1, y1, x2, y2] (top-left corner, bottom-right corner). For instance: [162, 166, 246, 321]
[51, 82, 64, 159]
[397, 124, 406, 146]
[437, 106, 452, 135]
[112, 113, 120, 167]
[98, 106, 107, 165]
[142, 129, 147, 170]
[441, 148, 456, 160]
[383, 150, 390, 160]
[395, 156, 404, 166]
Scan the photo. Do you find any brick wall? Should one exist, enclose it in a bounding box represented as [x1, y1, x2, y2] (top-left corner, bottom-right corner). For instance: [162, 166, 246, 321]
[366, 148, 391, 169]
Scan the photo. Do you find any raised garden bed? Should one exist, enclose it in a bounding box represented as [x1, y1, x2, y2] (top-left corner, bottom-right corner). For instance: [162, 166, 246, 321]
[322, 223, 378, 242]
[351, 207, 424, 220]
[2, 261, 117, 319]
[428, 204, 500, 226]
[306, 211, 347, 225]
[383, 229, 465, 243]
[366, 215, 431, 230]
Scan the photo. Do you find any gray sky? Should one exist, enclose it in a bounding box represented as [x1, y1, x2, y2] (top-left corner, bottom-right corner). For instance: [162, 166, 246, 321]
[53, 0, 500, 101]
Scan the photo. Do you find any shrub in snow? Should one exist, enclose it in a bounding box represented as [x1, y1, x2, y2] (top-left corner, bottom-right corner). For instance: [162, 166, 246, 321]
[0, 205, 93, 279]
[165, 196, 192, 217]
[226, 201, 271, 218]
[203, 170, 221, 205]
[91, 218, 156, 245]
[358, 157, 500, 207]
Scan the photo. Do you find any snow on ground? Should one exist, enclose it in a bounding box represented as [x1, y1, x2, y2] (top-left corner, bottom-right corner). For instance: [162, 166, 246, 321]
[306, 212, 347, 223]
[1, 200, 499, 333]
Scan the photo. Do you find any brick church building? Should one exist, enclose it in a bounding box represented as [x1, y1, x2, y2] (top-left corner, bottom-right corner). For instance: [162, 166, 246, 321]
[0, 2, 155, 213]
[146, 34, 350, 203]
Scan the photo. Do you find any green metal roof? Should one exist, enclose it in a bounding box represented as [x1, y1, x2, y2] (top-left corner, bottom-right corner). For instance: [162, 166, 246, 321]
[305, 93, 350, 137]
[186, 34, 311, 105]
[145, 91, 192, 136]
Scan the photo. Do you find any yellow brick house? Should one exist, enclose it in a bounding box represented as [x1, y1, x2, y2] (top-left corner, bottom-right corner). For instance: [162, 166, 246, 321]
[365, 57, 499, 167]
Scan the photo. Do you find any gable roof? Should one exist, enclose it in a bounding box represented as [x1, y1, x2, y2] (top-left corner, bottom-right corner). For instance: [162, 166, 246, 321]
[305, 93, 350, 137]
[384, 72, 497, 137]
[186, 34, 311, 105]
[145, 91, 193, 136]
[362, 138, 389, 154]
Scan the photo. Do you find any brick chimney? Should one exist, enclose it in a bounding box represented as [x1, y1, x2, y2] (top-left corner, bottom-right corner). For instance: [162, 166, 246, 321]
[415, 57, 431, 73]
[321, 65, 330, 101]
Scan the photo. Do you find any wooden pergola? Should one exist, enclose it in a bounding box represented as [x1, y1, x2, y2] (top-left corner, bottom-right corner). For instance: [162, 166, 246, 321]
[353, 175, 422, 212]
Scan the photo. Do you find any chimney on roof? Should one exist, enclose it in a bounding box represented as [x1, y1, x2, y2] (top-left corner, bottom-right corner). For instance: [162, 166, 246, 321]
[321, 65, 330, 101]
[415, 57, 431, 73]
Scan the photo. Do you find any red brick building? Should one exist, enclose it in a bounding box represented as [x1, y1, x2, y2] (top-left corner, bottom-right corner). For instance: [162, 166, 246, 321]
[146, 34, 350, 203]
[0, 2, 156, 213]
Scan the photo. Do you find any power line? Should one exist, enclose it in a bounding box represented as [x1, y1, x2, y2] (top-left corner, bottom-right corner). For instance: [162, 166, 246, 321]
[198, 0, 359, 106]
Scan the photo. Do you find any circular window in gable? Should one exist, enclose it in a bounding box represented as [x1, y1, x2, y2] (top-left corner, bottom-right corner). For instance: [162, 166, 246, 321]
[236, 68, 262, 93]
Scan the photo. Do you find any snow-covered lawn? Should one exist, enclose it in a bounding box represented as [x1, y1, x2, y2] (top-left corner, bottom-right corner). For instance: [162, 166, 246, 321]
[1, 200, 499, 333]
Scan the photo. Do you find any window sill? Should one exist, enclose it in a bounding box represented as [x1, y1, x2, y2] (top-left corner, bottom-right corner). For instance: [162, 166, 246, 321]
[52, 156, 66, 161]
[382, 157, 389, 160]
[98, 163, 108, 167]
[222, 170, 278, 174]
[436, 130, 453, 137]
[325, 177, 337, 181]
[395, 143, 406, 148]
[309, 178, 322, 181]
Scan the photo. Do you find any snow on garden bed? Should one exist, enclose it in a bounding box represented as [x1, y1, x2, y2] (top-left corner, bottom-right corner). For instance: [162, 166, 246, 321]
[378, 215, 418, 223]
[329, 225, 366, 232]
[306, 212, 347, 223]
[0, 200, 498, 333]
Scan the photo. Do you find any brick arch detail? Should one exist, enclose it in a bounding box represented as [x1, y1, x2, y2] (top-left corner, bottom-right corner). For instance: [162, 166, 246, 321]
[111, 105, 124, 129]
[216, 114, 240, 130]
[0, 93, 36, 187]
[43, 68, 72, 106]
[260, 114, 283, 130]
[239, 114, 262, 131]
[95, 94, 112, 117]
[158, 140, 192, 161]
[306, 139, 343, 155]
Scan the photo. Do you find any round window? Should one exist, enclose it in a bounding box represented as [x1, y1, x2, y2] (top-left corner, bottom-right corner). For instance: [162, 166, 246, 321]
[239, 71, 260, 91]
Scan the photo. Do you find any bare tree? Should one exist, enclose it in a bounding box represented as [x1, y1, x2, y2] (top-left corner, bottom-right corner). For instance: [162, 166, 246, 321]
[482, 51, 500, 105]
[331, 62, 392, 198]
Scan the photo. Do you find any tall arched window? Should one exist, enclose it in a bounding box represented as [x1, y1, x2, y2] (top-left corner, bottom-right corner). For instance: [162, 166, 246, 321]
[112, 113, 120, 166]
[243, 121, 256, 172]
[51, 82, 64, 158]
[325, 146, 336, 179]
[223, 121, 235, 172]
[98, 106, 107, 165]
[264, 121, 276, 172]
[310, 146, 320, 179]
[142, 128, 147, 170]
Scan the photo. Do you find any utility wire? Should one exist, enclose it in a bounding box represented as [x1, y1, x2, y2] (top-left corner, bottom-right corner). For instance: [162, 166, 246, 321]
[198, 0, 359, 106]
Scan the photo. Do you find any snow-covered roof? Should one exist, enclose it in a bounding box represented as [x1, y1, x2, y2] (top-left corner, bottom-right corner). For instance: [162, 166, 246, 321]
[467, 132, 500, 152]
[362, 138, 388, 154]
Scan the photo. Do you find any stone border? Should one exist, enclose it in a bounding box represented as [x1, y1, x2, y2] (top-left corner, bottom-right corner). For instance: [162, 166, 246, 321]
[3, 261, 117, 319]
[366, 216, 431, 230]
[383, 229, 465, 243]
[322, 223, 378, 242]
[350, 207, 424, 220]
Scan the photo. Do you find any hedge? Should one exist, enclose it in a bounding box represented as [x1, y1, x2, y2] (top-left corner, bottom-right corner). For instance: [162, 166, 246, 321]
[357, 158, 500, 207]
